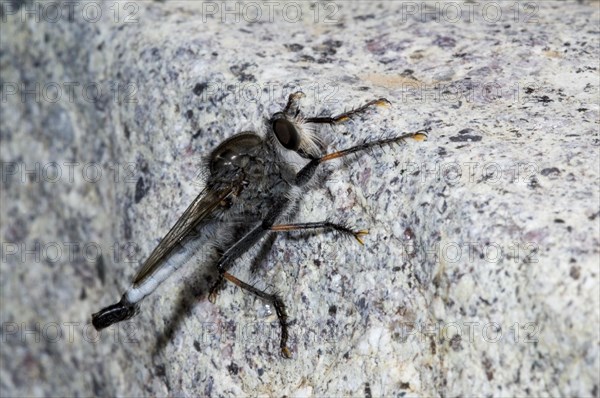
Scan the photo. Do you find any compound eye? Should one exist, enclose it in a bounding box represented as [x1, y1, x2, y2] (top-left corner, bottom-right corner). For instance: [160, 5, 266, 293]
[273, 119, 300, 151]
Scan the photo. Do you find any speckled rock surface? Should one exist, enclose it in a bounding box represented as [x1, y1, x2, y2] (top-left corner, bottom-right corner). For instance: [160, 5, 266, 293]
[1, 1, 599, 397]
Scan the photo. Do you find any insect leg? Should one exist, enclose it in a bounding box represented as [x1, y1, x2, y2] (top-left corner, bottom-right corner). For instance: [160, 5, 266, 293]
[212, 219, 367, 298]
[221, 271, 292, 358]
[270, 222, 368, 245]
[208, 219, 368, 348]
[283, 91, 305, 115]
[304, 98, 391, 125]
[208, 198, 290, 302]
[295, 131, 428, 186]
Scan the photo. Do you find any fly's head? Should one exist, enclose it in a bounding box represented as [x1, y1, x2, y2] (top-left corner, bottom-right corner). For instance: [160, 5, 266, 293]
[269, 92, 323, 163]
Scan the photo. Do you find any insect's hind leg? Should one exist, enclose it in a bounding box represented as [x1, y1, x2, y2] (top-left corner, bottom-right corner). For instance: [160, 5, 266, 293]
[208, 199, 290, 304]
[221, 271, 292, 358]
[304, 98, 391, 125]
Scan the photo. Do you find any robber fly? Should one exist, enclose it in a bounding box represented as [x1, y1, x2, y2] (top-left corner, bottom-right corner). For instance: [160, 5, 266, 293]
[91, 92, 427, 358]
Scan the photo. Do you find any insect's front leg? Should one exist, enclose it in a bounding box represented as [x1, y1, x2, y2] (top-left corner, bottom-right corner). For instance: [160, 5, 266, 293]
[304, 98, 391, 125]
[294, 131, 428, 186]
[283, 91, 305, 116]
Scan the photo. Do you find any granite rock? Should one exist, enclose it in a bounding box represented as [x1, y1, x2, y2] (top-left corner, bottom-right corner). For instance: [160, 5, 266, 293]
[1, 1, 598, 397]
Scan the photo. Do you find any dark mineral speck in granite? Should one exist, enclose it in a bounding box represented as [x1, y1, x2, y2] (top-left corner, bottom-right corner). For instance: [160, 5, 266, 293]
[449, 133, 482, 142]
[227, 362, 240, 375]
[96, 255, 106, 284]
[230, 62, 256, 82]
[433, 36, 457, 48]
[284, 43, 304, 52]
[569, 266, 581, 280]
[535, 95, 554, 103]
[541, 167, 561, 177]
[354, 14, 375, 21]
[450, 335, 462, 351]
[192, 129, 202, 140]
[193, 82, 208, 96]
[328, 305, 337, 316]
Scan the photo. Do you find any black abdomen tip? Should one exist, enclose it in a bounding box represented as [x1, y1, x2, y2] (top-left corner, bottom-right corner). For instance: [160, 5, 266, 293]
[91, 299, 138, 330]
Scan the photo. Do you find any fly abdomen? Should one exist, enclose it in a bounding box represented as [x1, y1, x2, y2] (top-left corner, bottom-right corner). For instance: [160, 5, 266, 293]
[91, 296, 139, 330]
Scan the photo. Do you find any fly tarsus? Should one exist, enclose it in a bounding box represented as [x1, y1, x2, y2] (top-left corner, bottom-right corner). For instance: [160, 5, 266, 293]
[208, 276, 225, 304]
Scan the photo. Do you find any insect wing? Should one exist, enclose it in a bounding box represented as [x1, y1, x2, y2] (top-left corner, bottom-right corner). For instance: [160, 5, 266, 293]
[132, 183, 237, 285]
